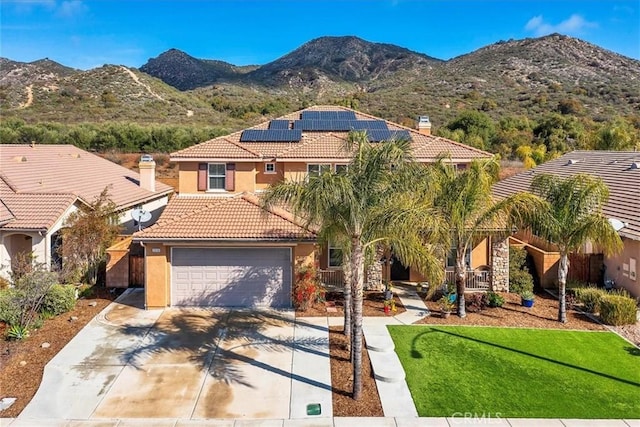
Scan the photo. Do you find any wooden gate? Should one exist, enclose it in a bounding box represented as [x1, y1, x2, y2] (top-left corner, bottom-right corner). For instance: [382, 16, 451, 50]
[568, 253, 604, 284]
[129, 254, 145, 287]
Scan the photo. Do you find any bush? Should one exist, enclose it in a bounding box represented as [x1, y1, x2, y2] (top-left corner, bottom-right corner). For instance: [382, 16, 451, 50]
[599, 295, 638, 326]
[293, 266, 325, 311]
[575, 287, 607, 313]
[77, 284, 95, 299]
[0, 289, 21, 325]
[487, 291, 505, 307]
[466, 293, 489, 313]
[510, 270, 534, 295]
[41, 284, 77, 316]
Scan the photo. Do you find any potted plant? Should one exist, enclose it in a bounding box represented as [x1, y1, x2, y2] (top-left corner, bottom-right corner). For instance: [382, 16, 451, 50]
[439, 295, 456, 318]
[383, 298, 397, 315]
[520, 290, 535, 308]
[444, 282, 457, 303]
[383, 281, 393, 301]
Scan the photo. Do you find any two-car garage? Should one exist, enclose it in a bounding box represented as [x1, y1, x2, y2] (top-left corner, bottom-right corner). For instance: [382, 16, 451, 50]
[170, 247, 292, 308]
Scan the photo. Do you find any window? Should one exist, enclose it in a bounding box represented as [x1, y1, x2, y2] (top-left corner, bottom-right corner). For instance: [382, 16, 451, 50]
[307, 164, 332, 177]
[446, 245, 471, 269]
[328, 242, 343, 268]
[335, 164, 348, 173]
[208, 163, 226, 190]
[265, 163, 276, 174]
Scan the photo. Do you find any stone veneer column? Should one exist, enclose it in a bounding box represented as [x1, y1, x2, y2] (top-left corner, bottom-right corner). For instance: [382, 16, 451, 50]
[491, 237, 510, 292]
[365, 246, 385, 291]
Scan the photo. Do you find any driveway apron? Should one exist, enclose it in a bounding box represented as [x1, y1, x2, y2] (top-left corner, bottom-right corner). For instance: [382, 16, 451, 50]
[17, 290, 331, 421]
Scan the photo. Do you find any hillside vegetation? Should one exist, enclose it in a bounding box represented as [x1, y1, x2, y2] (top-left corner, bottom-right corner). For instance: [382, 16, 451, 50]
[1, 34, 639, 161]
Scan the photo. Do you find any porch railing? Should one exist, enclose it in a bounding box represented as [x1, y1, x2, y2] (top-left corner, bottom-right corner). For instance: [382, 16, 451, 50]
[445, 268, 491, 291]
[318, 269, 344, 291]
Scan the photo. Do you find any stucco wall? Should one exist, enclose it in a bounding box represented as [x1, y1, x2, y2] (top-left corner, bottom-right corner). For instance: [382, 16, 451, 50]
[604, 238, 640, 298]
[255, 162, 283, 190]
[178, 162, 199, 194]
[235, 162, 256, 193]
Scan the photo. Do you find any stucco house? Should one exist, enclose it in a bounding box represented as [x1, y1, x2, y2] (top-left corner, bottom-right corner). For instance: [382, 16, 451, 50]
[134, 106, 507, 309]
[0, 144, 173, 279]
[493, 150, 640, 298]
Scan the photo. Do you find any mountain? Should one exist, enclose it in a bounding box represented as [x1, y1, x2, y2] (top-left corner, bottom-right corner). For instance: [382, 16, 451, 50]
[139, 48, 256, 90]
[1, 34, 639, 128]
[245, 36, 441, 86]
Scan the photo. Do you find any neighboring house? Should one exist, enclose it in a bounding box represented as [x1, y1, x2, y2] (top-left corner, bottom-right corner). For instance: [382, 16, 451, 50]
[0, 144, 173, 279]
[493, 150, 640, 298]
[134, 106, 500, 309]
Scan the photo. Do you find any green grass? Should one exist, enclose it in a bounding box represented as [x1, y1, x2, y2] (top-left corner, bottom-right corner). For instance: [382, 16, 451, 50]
[388, 326, 640, 419]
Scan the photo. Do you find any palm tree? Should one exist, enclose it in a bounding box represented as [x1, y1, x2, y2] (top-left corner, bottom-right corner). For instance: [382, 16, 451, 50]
[262, 131, 443, 399]
[529, 173, 623, 323]
[425, 157, 544, 318]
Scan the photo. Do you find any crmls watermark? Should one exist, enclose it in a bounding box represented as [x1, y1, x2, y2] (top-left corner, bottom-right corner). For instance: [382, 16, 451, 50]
[450, 412, 504, 425]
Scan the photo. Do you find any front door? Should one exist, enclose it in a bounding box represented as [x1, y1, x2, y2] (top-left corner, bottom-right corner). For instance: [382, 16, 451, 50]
[390, 255, 410, 281]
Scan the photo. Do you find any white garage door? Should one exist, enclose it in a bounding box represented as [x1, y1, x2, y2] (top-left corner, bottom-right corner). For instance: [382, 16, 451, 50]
[171, 248, 292, 308]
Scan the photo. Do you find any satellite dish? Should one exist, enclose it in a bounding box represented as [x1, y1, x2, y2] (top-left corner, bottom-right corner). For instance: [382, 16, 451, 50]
[131, 208, 152, 230]
[608, 218, 625, 232]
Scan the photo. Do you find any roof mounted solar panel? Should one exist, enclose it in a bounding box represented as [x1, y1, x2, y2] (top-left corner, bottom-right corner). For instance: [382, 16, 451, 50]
[240, 129, 302, 142]
[293, 119, 389, 132]
[300, 110, 356, 121]
[268, 120, 290, 130]
[367, 130, 412, 142]
[270, 120, 290, 129]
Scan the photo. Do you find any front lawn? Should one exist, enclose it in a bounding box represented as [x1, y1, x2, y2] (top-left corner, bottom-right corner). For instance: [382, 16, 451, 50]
[388, 326, 640, 419]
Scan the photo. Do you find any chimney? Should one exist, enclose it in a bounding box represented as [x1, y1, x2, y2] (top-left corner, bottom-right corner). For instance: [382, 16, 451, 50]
[138, 154, 156, 192]
[416, 116, 431, 136]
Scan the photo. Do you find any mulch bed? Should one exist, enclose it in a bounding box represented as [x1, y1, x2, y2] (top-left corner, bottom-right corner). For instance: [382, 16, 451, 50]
[0, 287, 117, 417]
[295, 290, 405, 317]
[417, 291, 607, 330]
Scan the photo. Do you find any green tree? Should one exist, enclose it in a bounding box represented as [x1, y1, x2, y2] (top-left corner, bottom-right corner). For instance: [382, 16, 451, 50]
[445, 110, 496, 151]
[262, 132, 443, 399]
[59, 187, 121, 284]
[529, 173, 623, 323]
[595, 117, 639, 151]
[427, 157, 543, 317]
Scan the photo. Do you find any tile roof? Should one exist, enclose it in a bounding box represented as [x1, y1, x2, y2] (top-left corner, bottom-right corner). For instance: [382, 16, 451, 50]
[0, 144, 173, 211]
[492, 150, 640, 240]
[134, 193, 316, 241]
[171, 106, 491, 162]
[0, 176, 80, 230]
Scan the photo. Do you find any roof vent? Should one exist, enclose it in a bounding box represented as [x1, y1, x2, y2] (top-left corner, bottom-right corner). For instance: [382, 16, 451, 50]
[140, 154, 154, 163]
[567, 159, 580, 165]
[631, 161, 640, 169]
[14, 156, 27, 163]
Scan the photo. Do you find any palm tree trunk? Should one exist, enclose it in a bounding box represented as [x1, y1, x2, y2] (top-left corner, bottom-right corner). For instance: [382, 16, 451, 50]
[558, 253, 569, 323]
[351, 238, 365, 400]
[342, 261, 352, 338]
[456, 249, 467, 318]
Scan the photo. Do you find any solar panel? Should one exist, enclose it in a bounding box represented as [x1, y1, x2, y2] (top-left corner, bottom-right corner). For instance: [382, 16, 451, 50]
[366, 130, 412, 142]
[240, 129, 302, 142]
[268, 120, 290, 130]
[293, 120, 389, 132]
[300, 111, 356, 121]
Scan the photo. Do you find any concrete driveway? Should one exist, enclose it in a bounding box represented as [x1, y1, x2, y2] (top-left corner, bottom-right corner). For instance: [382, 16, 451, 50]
[18, 289, 332, 421]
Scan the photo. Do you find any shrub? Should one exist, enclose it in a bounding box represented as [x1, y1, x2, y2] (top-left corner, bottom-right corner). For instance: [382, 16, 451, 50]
[0, 289, 21, 325]
[77, 284, 95, 299]
[487, 291, 505, 307]
[599, 295, 638, 326]
[41, 284, 77, 316]
[575, 287, 607, 313]
[6, 324, 29, 340]
[466, 293, 489, 313]
[510, 270, 534, 295]
[293, 266, 325, 311]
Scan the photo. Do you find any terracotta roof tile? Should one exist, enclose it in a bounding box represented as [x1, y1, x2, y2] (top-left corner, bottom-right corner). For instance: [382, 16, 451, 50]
[0, 144, 172, 210]
[170, 106, 492, 162]
[135, 193, 316, 241]
[0, 187, 78, 230]
[493, 151, 640, 240]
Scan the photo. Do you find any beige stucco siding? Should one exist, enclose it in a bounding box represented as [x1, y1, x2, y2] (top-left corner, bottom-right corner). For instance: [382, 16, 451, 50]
[604, 238, 640, 298]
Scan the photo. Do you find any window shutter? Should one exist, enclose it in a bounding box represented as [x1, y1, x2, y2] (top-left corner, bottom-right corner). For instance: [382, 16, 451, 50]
[197, 163, 207, 191]
[225, 163, 236, 191]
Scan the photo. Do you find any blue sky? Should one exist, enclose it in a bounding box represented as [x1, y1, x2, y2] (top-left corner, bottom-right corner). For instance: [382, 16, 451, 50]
[1, 0, 639, 70]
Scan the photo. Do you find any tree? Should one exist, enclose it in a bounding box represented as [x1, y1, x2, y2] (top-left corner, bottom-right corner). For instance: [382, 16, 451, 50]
[445, 110, 496, 151]
[427, 157, 544, 317]
[59, 187, 121, 284]
[529, 173, 623, 323]
[262, 131, 443, 399]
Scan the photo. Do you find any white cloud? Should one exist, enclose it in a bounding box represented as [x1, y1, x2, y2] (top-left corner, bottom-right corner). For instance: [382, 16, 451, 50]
[524, 14, 598, 36]
[56, 0, 88, 18]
